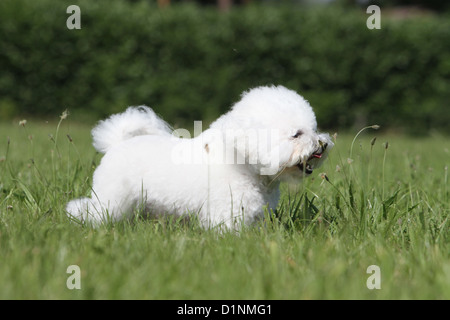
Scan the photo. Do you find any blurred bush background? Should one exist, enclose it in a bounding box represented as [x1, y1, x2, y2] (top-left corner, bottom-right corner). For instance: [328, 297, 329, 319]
[0, 0, 449, 134]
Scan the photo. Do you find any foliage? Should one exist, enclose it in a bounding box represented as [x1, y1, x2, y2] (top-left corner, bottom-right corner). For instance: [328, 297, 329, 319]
[0, 0, 449, 133]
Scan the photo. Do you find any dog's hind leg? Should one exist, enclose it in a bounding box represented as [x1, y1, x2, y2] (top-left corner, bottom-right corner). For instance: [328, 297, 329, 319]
[66, 197, 107, 225]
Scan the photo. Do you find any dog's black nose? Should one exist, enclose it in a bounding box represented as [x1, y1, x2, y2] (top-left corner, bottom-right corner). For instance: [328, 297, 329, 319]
[319, 140, 328, 152]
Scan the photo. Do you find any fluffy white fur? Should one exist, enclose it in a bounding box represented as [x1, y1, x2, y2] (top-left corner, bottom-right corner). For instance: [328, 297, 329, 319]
[66, 85, 333, 230]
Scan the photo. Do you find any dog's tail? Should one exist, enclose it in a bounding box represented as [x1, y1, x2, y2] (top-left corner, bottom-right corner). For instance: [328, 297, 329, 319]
[92, 106, 172, 153]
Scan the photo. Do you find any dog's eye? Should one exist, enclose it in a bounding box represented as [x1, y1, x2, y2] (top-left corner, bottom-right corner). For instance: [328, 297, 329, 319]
[292, 130, 303, 138]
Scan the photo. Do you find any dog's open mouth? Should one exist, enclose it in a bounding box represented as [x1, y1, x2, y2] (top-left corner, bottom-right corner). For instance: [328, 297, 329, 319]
[297, 152, 322, 175]
[297, 142, 328, 175]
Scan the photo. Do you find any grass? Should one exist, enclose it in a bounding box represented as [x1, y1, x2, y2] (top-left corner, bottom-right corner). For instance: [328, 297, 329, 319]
[0, 116, 448, 299]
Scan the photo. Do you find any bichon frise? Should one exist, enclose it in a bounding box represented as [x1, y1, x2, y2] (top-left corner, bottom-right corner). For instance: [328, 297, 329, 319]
[66, 85, 333, 229]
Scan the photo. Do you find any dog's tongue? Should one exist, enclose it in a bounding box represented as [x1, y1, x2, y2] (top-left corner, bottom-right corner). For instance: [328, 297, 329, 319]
[312, 153, 322, 159]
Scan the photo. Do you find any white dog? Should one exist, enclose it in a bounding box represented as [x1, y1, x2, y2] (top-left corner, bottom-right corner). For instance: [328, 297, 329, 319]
[66, 85, 333, 229]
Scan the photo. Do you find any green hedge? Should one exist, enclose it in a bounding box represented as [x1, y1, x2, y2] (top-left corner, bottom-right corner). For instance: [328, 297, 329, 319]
[0, 0, 449, 133]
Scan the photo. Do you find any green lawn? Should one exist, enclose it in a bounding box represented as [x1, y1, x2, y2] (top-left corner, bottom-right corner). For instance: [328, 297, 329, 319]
[0, 117, 448, 299]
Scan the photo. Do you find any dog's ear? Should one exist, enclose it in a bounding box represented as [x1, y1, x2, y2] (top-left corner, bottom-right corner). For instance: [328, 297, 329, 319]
[231, 128, 296, 176]
[258, 138, 296, 176]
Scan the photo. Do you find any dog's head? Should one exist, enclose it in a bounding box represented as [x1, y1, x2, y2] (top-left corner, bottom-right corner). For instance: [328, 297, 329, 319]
[209, 85, 333, 180]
